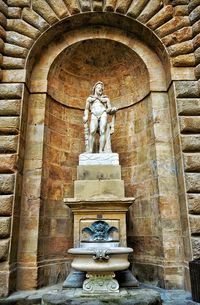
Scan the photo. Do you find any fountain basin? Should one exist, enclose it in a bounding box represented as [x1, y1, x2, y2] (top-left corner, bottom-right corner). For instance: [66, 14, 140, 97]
[68, 247, 133, 272]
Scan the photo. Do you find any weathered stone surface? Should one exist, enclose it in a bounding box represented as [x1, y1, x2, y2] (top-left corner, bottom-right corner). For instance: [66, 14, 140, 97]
[79, 153, 119, 165]
[181, 135, 200, 152]
[0, 217, 11, 238]
[190, 215, 200, 234]
[189, 5, 200, 24]
[0, 239, 9, 261]
[172, 53, 196, 66]
[188, 0, 200, 12]
[177, 98, 200, 115]
[0, 135, 18, 153]
[183, 153, 200, 172]
[77, 165, 121, 180]
[188, 193, 200, 214]
[155, 17, 190, 38]
[127, 0, 149, 18]
[0, 38, 3, 53]
[174, 5, 188, 15]
[0, 195, 13, 215]
[195, 47, 200, 63]
[192, 20, 200, 36]
[2, 69, 26, 83]
[0, 0, 8, 17]
[137, 0, 162, 24]
[7, 0, 30, 7]
[0, 25, 6, 40]
[191, 236, 200, 259]
[193, 33, 200, 50]
[0, 84, 22, 99]
[0, 154, 17, 173]
[186, 173, 200, 192]
[7, 19, 40, 40]
[180, 116, 200, 133]
[2, 56, 25, 69]
[168, 41, 193, 57]
[0, 174, 15, 194]
[22, 8, 48, 31]
[172, 0, 189, 4]
[3, 43, 27, 58]
[63, 0, 80, 14]
[0, 117, 19, 134]
[175, 81, 199, 98]
[8, 7, 21, 19]
[115, 0, 132, 14]
[79, 0, 91, 11]
[46, 0, 69, 18]
[32, 0, 59, 24]
[6, 31, 33, 48]
[146, 5, 173, 30]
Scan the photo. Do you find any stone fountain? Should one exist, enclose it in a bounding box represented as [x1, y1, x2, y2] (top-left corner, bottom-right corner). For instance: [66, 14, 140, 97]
[63, 82, 139, 293]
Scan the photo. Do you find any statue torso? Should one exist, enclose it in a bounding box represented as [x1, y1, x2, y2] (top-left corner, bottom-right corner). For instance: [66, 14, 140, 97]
[89, 95, 108, 118]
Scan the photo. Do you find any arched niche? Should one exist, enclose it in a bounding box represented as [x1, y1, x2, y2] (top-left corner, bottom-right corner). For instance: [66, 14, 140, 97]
[17, 16, 189, 290]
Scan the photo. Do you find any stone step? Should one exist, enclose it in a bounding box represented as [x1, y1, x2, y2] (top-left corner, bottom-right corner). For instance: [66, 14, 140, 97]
[74, 180, 124, 199]
[77, 165, 121, 180]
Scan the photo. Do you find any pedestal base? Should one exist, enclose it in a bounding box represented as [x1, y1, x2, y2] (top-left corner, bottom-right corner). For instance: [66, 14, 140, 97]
[83, 272, 119, 293]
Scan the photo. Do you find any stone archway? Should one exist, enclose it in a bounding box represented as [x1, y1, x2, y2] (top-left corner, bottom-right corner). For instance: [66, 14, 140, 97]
[14, 13, 191, 291]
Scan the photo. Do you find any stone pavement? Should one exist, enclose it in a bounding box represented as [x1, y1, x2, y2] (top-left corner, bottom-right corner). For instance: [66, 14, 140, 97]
[0, 283, 199, 305]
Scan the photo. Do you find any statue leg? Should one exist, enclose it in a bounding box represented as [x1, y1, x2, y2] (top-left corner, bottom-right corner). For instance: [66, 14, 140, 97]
[99, 113, 107, 153]
[89, 115, 98, 153]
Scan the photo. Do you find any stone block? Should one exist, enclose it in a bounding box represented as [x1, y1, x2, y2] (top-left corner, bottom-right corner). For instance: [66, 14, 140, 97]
[0, 154, 17, 173]
[0, 84, 22, 99]
[172, 54, 196, 66]
[183, 153, 200, 172]
[190, 215, 200, 234]
[63, 0, 80, 14]
[7, 0, 30, 6]
[0, 135, 18, 153]
[0, 38, 3, 53]
[0, 12, 6, 28]
[174, 5, 188, 15]
[22, 8, 49, 32]
[2, 69, 26, 83]
[127, 0, 149, 18]
[155, 17, 190, 38]
[185, 173, 200, 192]
[7, 19, 40, 39]
[0, 0, 8, 16]
[0, 24, 6, 40]
[0, 195, 13, 216]
[2, 56, 25, 69]
[146, 5, 173, 30]
[189, 5, 200, 24]
[93, 0, 103, 11]
[195, 63, 200, 79]
[177, 98, 200, 115]
[191, 236, 200, 259]
[162, 27, 193, 47]
[172, 0, 189, 4]
[77, 165, 121, 180]
[0, 239, 9, 261]
[104, 0, 117, 12]
[0, 271, 9, 297]
[74, 180, 124, 199]
[193, 33, 200, 50]
[115, 0, 132, 14]
[79, 0, 91, 11]
[6, 31, 33, 48]
[188, 0, 200, 12]
[32, 0, 59, 24]
[181, 135, 200, 152]
[4, 43, 27, 58]
[192, 20, 200, 36]
[137, 0, 162, 24]
[0, 117, 19, 134]
[8, 7, 22, 18]
[46, 0, 69, 18]
[0, 217, 11, 238]
[168, 41, 193, 57]
[175, 81, 199, 98]
[0, 174, 15, 194]
[188, 193, 200, 214]
[180, 116, 200, 133]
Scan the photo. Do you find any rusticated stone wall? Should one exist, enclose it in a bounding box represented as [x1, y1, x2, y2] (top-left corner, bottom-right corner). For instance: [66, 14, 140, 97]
[0, 0, 200, 296]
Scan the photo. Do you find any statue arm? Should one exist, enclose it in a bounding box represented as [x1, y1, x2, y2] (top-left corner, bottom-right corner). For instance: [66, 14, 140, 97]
[106, 98, 117, 115]
[83, 98, 90, 123]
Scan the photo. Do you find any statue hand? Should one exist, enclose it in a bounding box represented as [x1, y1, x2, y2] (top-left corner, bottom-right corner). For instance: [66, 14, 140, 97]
[110, 126, 114, 134]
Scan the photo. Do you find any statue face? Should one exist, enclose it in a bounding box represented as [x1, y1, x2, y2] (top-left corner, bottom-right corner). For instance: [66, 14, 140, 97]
[95, 84, 103, 96]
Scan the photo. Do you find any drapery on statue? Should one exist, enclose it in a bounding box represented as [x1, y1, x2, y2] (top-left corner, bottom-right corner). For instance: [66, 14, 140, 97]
[83, 81, 117, 153]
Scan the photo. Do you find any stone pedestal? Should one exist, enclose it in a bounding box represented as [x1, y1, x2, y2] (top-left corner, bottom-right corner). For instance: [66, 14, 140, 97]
[83, 272, 119, 294]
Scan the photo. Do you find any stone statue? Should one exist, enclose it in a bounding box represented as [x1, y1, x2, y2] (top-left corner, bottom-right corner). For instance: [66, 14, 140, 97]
[83, 81, 117, 153]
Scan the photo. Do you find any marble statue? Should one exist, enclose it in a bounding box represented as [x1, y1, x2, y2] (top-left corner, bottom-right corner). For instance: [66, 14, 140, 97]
[83, 81, 117, 153]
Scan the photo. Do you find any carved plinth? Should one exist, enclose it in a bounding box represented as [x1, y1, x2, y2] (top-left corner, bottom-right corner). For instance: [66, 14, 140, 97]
[83, 272, 119, 294]
[79, 153, 119, 165]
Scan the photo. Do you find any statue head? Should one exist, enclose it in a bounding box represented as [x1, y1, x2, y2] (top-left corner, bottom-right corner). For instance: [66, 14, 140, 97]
[92, 81, 104, 96]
